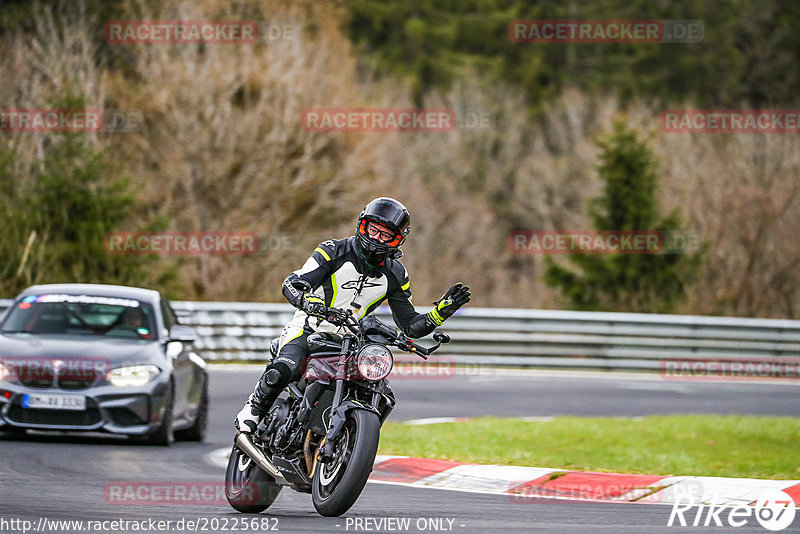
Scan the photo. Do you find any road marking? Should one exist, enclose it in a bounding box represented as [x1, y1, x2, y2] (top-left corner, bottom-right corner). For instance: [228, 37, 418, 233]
[206, 447, 231, 469]
[403, 417, 472, 426]
[208, 364, 267, 372]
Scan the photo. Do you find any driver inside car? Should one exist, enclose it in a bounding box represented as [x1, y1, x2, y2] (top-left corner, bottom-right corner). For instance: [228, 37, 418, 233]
[120, 307, 144, 328]
[113, 306, 152, 339]
[235, 197, 471, 433]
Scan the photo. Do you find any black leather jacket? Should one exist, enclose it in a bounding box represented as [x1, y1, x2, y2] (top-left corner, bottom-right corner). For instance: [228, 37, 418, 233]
[281, 237, 437, 338]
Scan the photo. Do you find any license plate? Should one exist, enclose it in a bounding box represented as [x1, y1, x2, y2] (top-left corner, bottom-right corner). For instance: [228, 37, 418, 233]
[21, 393, 86, 411]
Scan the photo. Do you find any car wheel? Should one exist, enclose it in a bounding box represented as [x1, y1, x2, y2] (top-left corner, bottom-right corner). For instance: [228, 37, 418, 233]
[146, 384, 174, 446]
[174, 374, 208, 442]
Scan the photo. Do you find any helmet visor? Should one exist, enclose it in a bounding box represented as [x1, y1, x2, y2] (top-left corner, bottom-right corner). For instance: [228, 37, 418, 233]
[358, 220, 403, 247]
[364, 199, 409, 230]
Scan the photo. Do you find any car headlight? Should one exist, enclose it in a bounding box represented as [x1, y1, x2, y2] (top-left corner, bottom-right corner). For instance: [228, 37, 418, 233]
[356, 344, 393, 381]
[107, 364, 160, 387]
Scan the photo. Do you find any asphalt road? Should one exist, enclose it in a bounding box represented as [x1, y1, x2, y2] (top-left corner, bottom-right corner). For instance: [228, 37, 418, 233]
[0, 367, 797, 534]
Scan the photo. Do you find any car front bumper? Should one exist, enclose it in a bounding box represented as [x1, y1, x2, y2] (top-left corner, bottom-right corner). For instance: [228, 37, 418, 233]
[0, 378, 170, 436]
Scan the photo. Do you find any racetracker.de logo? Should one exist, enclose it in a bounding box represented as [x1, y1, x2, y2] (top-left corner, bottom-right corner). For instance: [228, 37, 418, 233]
[0, 356, 111, 383]
[661, 110, 800, 133]
[304, 356, 458, 381]
[0, 109, 143, 133]
[507, 479, 667, 503]
[510, 19, 703, 43]
[0, 109, 101, 132]
[104, 482, 259, 505]
[301, 109, 456, 132]
[510, 231, 699, 254]
[661, 358, 800, 380]
[105, 232, 258, 256]
[104, 21, 258, 44]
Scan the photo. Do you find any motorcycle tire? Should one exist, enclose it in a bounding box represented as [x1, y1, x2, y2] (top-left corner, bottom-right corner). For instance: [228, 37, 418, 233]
[312, 409, 380, 517]
[225, 441, 282, 513]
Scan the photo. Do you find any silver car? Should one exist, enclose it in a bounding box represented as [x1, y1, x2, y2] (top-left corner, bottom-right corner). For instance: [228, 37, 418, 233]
[0, 284, 208, 445]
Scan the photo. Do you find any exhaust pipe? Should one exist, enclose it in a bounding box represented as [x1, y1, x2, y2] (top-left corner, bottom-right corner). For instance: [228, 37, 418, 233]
[235, 433, 289, 485]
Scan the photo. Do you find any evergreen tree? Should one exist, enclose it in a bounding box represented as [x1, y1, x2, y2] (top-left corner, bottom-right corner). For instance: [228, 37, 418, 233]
[346, 0, 800, 109]
[0, 98, 174, 296]
[544, 120, 702, 312]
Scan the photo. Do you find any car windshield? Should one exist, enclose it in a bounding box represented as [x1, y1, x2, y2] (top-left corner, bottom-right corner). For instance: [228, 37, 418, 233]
[0, 294, 156, 339]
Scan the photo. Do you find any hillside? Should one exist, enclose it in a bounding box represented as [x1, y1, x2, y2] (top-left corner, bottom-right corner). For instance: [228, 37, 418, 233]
[1, 0, 798, 318]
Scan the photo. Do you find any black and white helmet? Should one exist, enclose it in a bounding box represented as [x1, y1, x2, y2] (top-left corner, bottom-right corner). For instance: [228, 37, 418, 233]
[355, 197, 411, 264]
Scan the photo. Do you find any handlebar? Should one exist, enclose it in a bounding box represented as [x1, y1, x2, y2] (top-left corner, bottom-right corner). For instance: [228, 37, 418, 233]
[313, 307, 359, 331]
[394, 334, 429, 359]
[316, 308, 450, 358]
[394, 330, 450, 359]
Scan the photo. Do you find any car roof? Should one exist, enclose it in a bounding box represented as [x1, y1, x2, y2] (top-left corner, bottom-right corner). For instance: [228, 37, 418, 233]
[19, 284, 162, 305]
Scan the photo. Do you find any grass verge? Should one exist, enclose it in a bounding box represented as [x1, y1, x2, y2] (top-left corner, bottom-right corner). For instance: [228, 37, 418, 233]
[377, 415, 800, 480]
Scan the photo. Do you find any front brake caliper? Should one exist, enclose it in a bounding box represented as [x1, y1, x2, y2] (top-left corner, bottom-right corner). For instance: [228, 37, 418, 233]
[321, 405, 348, 461]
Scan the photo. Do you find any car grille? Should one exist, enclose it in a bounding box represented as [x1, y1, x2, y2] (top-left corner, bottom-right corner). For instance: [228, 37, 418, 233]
[57, 369, 100, 390]
[6, 398, 102, 427]
[18, 369, 54, 389]
[19, 369, 100, 390]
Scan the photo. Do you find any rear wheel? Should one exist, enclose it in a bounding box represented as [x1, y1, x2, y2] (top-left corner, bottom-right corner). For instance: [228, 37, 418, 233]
[225, 442, 282, 513]
[312, 409, 380, 517]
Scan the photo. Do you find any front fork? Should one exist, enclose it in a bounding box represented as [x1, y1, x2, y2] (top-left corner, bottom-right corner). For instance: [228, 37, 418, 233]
[318, 334, 388, 461]
[321, 334, 354, 460]
[330, 335, 354, 409]
[317, 336, 395, 462]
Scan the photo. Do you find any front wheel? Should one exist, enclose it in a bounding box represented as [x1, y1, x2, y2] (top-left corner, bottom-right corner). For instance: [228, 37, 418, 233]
[312, 409, 380, 517]
[225, 441, 282, 513]
[145, 386, 174, 446]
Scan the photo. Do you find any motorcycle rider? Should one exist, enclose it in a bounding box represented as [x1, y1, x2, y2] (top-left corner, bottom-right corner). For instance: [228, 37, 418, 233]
[235, 197, 471, 433]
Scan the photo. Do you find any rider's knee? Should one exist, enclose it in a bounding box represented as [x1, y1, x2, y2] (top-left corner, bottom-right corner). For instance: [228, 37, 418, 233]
[264, 361, 293, 387]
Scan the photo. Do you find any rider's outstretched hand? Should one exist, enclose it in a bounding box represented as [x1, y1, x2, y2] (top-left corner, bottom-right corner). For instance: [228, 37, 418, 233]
[427, 282, 471, 326]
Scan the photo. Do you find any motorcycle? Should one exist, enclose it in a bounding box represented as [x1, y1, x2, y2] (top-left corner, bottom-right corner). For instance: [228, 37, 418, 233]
[224, 310, 451, 517]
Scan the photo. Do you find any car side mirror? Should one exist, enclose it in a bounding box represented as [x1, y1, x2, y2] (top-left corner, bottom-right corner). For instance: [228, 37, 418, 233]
[168, 325, 196, 343]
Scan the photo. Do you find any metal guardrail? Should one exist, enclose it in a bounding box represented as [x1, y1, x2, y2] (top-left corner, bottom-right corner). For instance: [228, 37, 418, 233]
[3, 298, 800, 371]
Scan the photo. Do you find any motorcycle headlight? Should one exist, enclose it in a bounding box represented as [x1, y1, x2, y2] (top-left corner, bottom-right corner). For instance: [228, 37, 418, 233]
[357, 344, 393, 381]
[107, 364, 160, 387]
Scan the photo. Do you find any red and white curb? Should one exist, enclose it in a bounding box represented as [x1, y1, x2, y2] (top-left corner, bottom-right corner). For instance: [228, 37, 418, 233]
[369, 455, 800, 507]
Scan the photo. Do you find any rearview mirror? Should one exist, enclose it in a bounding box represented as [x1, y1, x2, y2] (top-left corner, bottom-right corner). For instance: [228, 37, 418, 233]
[168, 325, 196, 343]
[433, 331, 451, 344]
